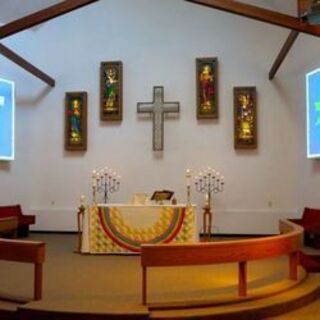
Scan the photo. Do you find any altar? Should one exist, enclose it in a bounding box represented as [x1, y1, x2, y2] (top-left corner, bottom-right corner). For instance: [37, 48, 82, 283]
[81, 204, 196, 254]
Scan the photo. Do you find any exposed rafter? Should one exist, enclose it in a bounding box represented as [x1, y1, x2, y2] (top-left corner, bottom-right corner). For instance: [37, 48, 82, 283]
[185, 0, 318, 79]
[0, 0, 99, 40]
[268, 1, 312, 79]
[269, 30, 299, 80]
[0, 0, 99, 86]
[0, 43, 55, 87]
[185, 0, 320, 37]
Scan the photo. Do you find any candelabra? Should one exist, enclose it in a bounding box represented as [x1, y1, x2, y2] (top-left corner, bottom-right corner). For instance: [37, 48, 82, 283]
[92, 167, 121, 203]
[194, 167, 224, 240]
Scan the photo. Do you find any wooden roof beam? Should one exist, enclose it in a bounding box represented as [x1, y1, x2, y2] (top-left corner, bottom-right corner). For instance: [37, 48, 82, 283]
[185, 0, 320, 37]
[269, 30, 299, 80]
[0, 0, 99, 40]
[269, 1, 308, 79]
[0, 43, 55, 87]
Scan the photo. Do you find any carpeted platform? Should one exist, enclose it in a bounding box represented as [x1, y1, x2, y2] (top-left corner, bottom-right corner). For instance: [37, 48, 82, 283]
[0, 233, 319, 319]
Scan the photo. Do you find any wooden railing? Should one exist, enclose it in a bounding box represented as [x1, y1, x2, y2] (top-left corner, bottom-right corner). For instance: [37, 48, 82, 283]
[141, 219, 303, 305]
[0, 239, 45, 301]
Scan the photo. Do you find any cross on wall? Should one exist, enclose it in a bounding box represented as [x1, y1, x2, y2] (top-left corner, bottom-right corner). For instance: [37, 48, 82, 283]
[137, 86, 180, 151]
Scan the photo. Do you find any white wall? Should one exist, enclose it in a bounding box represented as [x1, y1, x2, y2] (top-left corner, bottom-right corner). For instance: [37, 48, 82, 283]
[0, 0, 317, 233]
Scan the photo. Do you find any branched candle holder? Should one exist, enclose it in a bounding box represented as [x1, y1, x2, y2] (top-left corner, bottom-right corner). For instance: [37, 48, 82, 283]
[92, 167, 121, 204]
[194, 167, 224, 240]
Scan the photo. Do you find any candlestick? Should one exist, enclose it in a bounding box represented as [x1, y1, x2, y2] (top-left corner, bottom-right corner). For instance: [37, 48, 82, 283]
[185, 168, 192, 204]
[80, 195, 86, 206]
[92, 169, 97, 187]
[92, 186, 96, 204]
[194, 167, 225, 239]
[186, 168, 191, 187]
[205, 192, 209, 206]
[76, 195, 87, 253]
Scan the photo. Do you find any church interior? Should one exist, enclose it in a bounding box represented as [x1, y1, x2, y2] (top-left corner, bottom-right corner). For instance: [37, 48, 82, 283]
[1, 0, 320, 319]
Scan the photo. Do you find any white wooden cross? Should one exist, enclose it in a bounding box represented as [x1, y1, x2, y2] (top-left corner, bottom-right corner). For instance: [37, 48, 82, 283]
[137, 86, 180, 151]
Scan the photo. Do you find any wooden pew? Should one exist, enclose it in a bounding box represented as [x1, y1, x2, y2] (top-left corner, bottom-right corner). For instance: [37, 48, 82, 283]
[0, 216, 18, 238]
[0, 239, 45, 301]
[0, 205, 36, 237]
[141, 219, 303, 305]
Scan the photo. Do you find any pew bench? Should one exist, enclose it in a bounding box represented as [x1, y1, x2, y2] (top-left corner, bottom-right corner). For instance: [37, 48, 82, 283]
[0, 239, 45, 301]
[289, 207, 320, 249]
[0, 216, 18, 238]
[140, 219, 302, 305]
[0, 205, 35, 237]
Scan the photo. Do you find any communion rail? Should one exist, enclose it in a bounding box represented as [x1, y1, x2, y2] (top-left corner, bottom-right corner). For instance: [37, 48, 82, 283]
[141, 219, 303, 305]
[0, 239, 45, 301]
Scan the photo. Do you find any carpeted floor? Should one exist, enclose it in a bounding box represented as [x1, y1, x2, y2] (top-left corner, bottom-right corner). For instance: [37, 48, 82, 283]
[0, 233, 319, 318]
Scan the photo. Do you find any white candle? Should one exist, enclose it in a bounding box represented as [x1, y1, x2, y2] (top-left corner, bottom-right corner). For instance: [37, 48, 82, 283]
[80, 195, 86, 205]
[205, 193, 209, 205]
[92, 170, 97, 186]
[186, 168, 191, 187]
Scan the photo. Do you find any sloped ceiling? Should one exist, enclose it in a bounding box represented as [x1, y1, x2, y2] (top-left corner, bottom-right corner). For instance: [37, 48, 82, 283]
[0, 0, 60, 25]
[241, 0, 297, 15]
[0, 0, 299, 26]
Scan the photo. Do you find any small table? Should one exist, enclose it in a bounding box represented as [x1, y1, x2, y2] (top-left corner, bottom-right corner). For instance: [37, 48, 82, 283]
[0, 216, 18, 238]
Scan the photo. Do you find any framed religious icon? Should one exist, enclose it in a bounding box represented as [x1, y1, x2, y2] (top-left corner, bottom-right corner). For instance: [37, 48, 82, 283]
[196, 57, 218, 119]
[65, 92, 87, 151]
[234, 86, 257, 149]
[100, 61, 122, 121]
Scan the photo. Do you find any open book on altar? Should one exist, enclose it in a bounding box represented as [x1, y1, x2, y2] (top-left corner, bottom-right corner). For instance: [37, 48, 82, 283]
[128, 190, 175, 205]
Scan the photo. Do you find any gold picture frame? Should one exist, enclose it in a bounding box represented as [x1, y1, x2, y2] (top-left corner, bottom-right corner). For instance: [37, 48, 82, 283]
[196, 57, 218, 119]
[234, 86, 257, 149]
[65, 91, 87, 151]
[100, 61, 123, 121]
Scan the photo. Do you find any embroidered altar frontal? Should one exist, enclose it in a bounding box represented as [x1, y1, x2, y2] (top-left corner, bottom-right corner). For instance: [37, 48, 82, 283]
[88, 205, 196, 254]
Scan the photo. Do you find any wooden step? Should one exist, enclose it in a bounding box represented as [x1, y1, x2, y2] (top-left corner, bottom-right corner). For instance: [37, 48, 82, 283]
[149, 274, 320, 319]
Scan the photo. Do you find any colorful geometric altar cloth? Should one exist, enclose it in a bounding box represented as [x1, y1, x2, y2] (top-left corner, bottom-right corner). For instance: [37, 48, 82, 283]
[82, 204, 196, 254]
